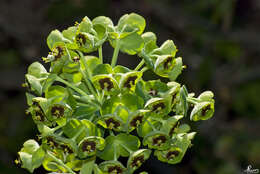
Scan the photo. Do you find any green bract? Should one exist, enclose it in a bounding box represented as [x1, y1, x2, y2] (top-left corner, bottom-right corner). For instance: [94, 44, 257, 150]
[17, 13, 215, 174]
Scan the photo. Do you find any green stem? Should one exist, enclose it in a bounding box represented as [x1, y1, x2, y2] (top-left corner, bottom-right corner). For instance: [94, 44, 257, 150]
[79, 69, 98, 98]
[55, 78, 100, 108]
[47, 151, 76, 174]
[111, 39, 120, 67]
[150, 117, 165, 124]
[186, 97, 199, 105]
[109, 130, 115, 136]
[73, 95, 100, 108]
[113, 144, 117, 161]
[134, 59, 145, 71]
[98, 46, 103, 63]
[146, 119, 157, 131]
[77, 51, 99, 100]
[71, 126, 85, 141]
[140, 67, 149, 73]
[56, 77, 87, 97]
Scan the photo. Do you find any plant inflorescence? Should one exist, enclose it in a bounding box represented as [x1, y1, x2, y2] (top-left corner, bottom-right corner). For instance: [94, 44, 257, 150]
[17, 13, 215, 174]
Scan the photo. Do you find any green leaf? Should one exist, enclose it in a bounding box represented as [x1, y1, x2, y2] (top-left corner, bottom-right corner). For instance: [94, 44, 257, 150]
[47, 30, 70, 50]
[180, 85, 189, 116]
[117, 13, 146, 35]
[45, 85, 68, 103]
[198, 91, 214, 102]
[152, 40, 177, 57]
[93, 24, 108, 46]
[78, 16, 93, 33]
[25, 74, 42, 95]
[141, 32, 157, 44]
[175, 124, 191, 134]
[18, 139, 45, 173]
[81, 55, 101, 76]
[63, 119, 101, 143]
[80, 159, 95, 174]
[92, 16, 114, 30]
[101, 94, 144, 115]
[168, 57, 183, 81]
[113, 65, 131, 73]
[118, 32, 144, 55]
[92, 64, 113, 76]
[97, 134, 140, 160]
[62, 26, 77, 41]
[28, 62, 47, 78]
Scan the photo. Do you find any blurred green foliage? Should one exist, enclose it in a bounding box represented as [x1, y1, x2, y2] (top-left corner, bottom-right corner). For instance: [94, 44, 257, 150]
[0, 0, 259, 173]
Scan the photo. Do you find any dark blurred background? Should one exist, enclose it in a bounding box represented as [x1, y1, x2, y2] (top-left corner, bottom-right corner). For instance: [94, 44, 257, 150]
[0, 0, 260, 174]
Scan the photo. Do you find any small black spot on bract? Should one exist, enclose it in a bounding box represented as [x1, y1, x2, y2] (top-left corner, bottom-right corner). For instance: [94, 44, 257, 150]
[81, 141, 96, 152]
[169, 122, 179, 136]
[54, 46, 64, 60]
[152, 102, 165, 113]
[148, 89, 158, 96]
[130, 115, 143, 127]
[152, 135, 167, 146]
[171, 93, 177, 105]
[124, 76, 137, 88]
[163, 57, 173, 69]
[107, 166, 124, 174]
[51, 105, 65, 118]
[131, 155, 145, 167]
[60, 144, 73, 154]
[73, 56, 80, 62]
[201, 104, 211, 116]
[105, 118, 120, 129]
[76, 33, 87, 46]
[46, 137, 58, 147]
[166, 150, 180, 160]
[99, 78, 114, 91]
[36, 110, 45, 122]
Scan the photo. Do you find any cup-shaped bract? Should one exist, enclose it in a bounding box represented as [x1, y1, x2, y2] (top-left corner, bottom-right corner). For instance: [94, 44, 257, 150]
[190, 101, 215, 121]
[92, 74, 119, 95]
[127, 149, 151, 172]
[144, 97, 171, 117]
[143, 131, 170, 150]
[78, 136, 105, 158]
[99, 160, 126, 174]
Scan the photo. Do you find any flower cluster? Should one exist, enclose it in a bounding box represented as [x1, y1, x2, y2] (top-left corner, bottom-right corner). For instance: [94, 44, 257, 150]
[17, 13, 215, 174]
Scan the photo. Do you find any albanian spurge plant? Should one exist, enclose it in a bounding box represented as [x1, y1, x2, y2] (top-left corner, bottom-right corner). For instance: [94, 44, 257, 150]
[17, 13, 215, 174]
